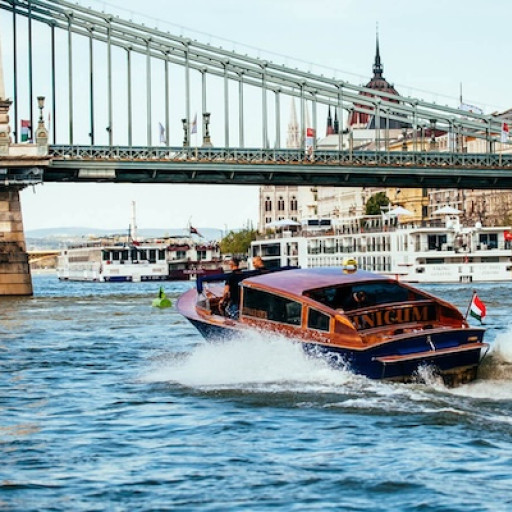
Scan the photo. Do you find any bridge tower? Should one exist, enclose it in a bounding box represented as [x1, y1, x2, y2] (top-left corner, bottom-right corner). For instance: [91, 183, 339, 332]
[0, 31, 45, 296]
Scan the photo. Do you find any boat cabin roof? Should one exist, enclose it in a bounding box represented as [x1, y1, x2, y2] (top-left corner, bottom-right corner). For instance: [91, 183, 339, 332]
[242, 268, 391, 296]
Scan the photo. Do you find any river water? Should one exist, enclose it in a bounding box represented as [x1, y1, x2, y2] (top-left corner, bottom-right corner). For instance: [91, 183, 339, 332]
[2, 275, 512, 511]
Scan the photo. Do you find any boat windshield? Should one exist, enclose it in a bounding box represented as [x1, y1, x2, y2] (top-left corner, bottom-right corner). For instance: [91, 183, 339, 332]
[305, 281, 427, 311]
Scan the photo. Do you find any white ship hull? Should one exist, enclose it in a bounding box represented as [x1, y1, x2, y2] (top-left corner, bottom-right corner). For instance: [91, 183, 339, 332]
[57, 239, 222, 283]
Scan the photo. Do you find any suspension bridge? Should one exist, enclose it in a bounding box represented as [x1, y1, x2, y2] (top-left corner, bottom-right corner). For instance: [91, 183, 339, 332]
[0, 0, 511, 294]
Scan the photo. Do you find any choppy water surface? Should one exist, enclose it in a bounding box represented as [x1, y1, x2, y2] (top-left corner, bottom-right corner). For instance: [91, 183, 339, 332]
[2, 276, 512, 511]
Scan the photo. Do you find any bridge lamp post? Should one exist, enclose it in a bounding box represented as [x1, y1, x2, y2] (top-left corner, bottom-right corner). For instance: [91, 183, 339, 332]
[486, 118, 493, 155]
[202, 112, 212, 147]
[402, 127, 408, 151]
[37, 96, 45, 125]
[182, 118, 189, 147]
[429, 119, 437, 150]
[35, 96, 48, 155]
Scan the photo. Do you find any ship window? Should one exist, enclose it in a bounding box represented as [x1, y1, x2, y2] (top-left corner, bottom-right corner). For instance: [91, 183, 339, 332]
[102, 250, 110, 261]
[428, 234, 447, 250]
[242, 288, 302, 326]
[308, 308, 330, 332]
[112, 251, 120, 261]
[131, 248, 138, 261]
[262, 244, 281, 257]
[479, 233, 498, 249]
[149, 249, 157, 262]
[159, 249, 165, 260]
[121, 250, 129, 261]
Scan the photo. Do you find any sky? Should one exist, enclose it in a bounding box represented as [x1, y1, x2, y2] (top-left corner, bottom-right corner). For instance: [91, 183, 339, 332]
[4, 0, 512, 233]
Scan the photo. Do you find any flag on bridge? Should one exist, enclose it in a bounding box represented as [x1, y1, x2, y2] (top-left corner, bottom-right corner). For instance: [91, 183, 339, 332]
[305, 127, 315, 154]
[159, 122, 166, 144]
[459, 102, 483, 115]
[190, 113, 198, 135]
[501, 122, 509, 143]
[467, 293, 487, 324]
[21, 119, 31, 142]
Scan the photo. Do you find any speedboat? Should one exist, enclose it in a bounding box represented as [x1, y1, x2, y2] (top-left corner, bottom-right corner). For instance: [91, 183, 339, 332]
[177, 267, 488, 386]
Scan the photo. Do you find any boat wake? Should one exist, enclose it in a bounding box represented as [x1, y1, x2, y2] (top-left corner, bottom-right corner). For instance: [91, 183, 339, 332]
[142, 325, 512, 407]
[143, 331, 365, 392]
[443, 324, 512, 399]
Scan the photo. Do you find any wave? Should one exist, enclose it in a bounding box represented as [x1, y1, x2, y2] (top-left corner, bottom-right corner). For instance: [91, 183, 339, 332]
[142, 326, 512, 407]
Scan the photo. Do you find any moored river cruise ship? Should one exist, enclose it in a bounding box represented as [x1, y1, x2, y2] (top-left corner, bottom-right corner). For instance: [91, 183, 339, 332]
[57, 237, 222, 282]
[251, 215, 512, 283]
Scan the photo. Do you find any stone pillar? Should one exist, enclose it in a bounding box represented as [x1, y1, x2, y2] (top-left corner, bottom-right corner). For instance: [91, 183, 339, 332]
[0, 187, 33, 296]
[0, 98, 12, 156]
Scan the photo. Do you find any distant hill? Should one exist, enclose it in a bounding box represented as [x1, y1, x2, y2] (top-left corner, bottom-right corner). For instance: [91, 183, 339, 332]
[25, 226, 225, 250]
[26, 226, 224, 240]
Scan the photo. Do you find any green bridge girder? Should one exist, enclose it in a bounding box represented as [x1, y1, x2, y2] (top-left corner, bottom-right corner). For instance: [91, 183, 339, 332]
[2, 146, 512, 189]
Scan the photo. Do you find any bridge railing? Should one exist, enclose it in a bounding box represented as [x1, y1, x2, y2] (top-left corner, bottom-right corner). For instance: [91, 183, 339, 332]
[48, 146, 512, 169]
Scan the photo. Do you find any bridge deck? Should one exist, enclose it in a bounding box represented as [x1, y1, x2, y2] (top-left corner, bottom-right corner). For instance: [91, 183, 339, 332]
[2, 146, 511, 189]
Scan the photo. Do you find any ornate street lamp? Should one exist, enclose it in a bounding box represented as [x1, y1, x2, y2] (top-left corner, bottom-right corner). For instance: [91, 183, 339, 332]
[202, 112, 212, 147]
[37, 96, 45, 126]
[182, 118, 189, 147]
[429, 118, 437, 150]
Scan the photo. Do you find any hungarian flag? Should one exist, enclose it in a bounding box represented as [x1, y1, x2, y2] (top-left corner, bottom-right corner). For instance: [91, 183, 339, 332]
[501, 122, 509, 143]
[189, 225, 203, 237]
[469, 294, 487, 324]
[21, 119, 31, 142]
[305, 127, 315, 153]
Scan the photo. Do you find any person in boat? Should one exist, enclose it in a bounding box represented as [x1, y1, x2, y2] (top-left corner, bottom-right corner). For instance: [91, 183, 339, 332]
[351, 290, 371, 309]
[220, 257, 244, 318]
[252, 256, 267, 274]
[332, 288, 372, 310]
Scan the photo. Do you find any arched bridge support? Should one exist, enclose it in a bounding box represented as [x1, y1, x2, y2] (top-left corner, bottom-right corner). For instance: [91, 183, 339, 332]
[0, 186, 32, 296]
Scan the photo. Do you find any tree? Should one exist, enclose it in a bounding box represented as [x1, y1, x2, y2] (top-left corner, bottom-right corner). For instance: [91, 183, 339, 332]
[220, 228, 258, 257]
[365, 192, 390, 215]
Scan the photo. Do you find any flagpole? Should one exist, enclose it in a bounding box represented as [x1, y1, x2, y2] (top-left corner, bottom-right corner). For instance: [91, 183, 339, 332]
[465, 290, 476, 320]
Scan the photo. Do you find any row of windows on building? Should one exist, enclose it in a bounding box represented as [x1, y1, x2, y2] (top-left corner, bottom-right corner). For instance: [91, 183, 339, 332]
[264, 196, 298, 212]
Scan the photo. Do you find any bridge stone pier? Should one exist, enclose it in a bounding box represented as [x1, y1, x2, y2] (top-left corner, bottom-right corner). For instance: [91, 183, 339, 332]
[0, 186, 32, 295]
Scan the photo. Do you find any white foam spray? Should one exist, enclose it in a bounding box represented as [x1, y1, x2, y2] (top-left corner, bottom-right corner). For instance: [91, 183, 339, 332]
[144, 331, 360, 392]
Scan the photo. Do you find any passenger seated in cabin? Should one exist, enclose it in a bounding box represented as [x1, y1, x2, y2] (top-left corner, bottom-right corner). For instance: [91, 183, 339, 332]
[342, 289, 374, 310]
[220, 257, 244, 319]
[352, 290, 370, 308]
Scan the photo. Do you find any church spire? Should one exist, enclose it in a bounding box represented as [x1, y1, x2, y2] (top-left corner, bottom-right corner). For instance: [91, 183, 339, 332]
[373, 25, 383, 79]
[333, 110, 339, 135]
[326, 106, 334, 135]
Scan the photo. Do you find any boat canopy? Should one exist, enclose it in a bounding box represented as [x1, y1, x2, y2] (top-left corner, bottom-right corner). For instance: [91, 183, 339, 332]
[242, 268, 390, 297]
